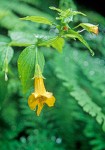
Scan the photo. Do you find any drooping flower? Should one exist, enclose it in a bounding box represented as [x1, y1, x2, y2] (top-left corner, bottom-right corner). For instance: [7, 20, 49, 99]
[74, 23, 98, 34]
[28, 77, 55, 116]
[82, 23, 98, 34]
[89, 25, 98, 34]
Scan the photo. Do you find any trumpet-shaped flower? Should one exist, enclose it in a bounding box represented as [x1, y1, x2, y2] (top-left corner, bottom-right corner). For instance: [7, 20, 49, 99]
[89, 25, 98, 34]
[75, 23, 98, 34]
[81, 23, 98, 34]
[28, 77, 55, 116]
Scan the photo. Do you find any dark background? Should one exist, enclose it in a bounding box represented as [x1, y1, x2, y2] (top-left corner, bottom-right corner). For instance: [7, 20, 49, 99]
[75, 0, 105, 17]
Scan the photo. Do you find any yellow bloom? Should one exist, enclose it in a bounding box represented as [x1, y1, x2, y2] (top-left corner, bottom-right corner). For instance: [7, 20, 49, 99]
[90, 26, 98, 34]
[28, 77, 55, 116]
[75, 23, 98, 35]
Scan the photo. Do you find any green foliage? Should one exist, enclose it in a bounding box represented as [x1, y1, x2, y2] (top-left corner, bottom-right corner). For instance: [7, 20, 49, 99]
[50, 37, 65, 52]
[59, 0, 77, 10]
[0, 43, 13, 69]
[9, 31, 37, 47]
[39, 36, 65, 52]
[21, 6, 96, 55]
[18, 45, 45, 92]
[21, 16, 52, 25]
[0, 0, 105, 150]
[65, 29, 94, 56]
[70, 87, 105, 131]
[18, 45, 36, 93]
[0, 42, 14, 80]
[50, 6, 86, 23]
[0, 9, 8, 19]
[52, 43, 105, 149]
[54, 44, 105, 131]
[0, 72, 8, 104]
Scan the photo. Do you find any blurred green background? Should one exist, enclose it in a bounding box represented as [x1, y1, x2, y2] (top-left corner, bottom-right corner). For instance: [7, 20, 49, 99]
[0, 0, 105, 150]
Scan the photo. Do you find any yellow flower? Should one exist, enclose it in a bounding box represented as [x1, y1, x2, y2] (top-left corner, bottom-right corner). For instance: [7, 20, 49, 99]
[28, 77, 55, 116]
[90, 26, 98, 34]
[82, 23, 98, 34]
[75, 23, 98, 35]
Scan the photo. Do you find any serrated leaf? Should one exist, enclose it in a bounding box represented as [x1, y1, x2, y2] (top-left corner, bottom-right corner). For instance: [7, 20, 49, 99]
[9, 31, 37, 47]
[70, 87, 105, 131]
[67, 29, 94, 56]
[21, 16, 52, 25]
[51, 37, 65, 52]
[39, 36, 65, 52]
[54, 45, 105, 132]
[18, 45, 36, 93]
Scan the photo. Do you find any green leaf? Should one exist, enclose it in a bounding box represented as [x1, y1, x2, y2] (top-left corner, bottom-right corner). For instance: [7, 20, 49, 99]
[72, 11, 86, 16]
[9, 31, 37, 47]
[38, 36, 57, 46]
[20, 16, 52, 25]
[0, 35, 10, 43]
[39, 37, 65, 52]
[66, 29, 94, 56]
[51, 37, 65, 52]
[18, 45, 36, 93]
[54, 45, 105, 131]
[49, 6, 62, 12]
[0, 42, 14, 72]
[18, 46, 45, 92]
[0, 9, 8, 19]
[70, 87, 105, 131]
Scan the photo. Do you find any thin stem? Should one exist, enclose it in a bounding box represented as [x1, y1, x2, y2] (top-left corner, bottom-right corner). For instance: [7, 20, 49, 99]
[77, 29, 85, 33]
[34, 47, 43, 78]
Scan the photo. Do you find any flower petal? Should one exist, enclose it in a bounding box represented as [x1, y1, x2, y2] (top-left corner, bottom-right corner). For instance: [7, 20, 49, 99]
[35, 77, 46, 95]
[45, 96, 55, 107]
[28, 93, 38, 110]
[37, 103, 44, 116]
[44, 92, 52, 98]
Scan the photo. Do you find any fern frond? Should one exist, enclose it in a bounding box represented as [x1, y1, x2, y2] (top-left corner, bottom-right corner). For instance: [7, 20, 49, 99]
[54, 44, 105, 131]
